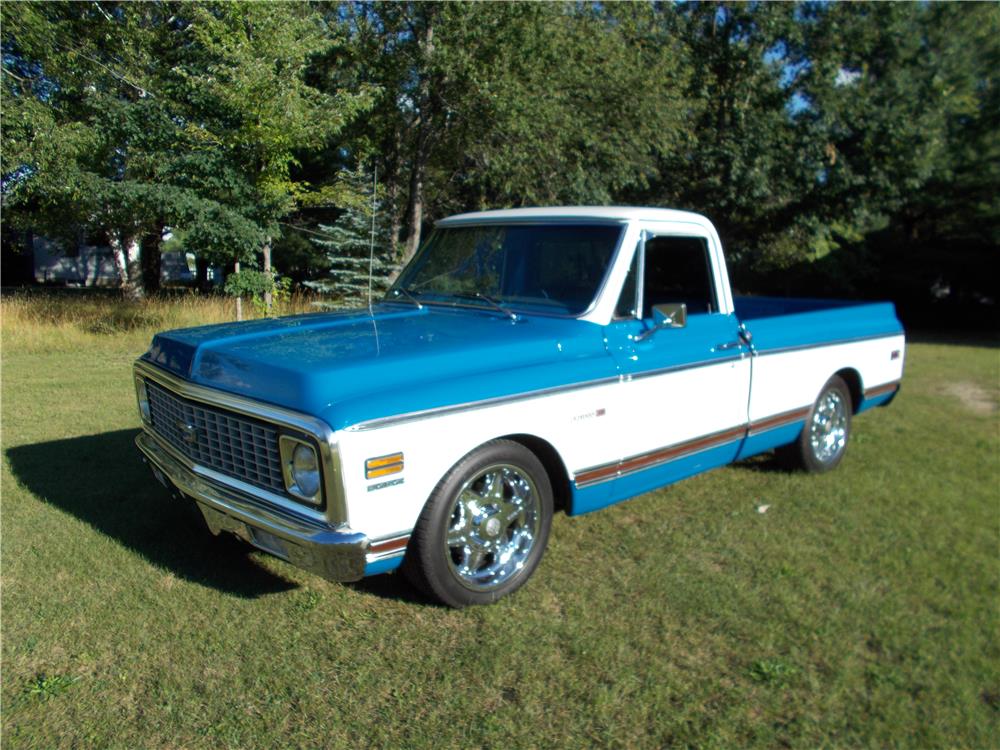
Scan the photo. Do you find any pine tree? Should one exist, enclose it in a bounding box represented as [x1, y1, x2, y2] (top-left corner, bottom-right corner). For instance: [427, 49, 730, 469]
[304, 169, 400, 306]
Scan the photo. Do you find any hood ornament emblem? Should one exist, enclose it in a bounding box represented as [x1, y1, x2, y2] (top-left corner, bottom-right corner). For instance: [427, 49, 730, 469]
[177, 420, 200, 445]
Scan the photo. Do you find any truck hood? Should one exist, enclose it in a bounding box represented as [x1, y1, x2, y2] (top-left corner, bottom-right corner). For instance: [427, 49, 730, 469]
[141, 304, 615, 431]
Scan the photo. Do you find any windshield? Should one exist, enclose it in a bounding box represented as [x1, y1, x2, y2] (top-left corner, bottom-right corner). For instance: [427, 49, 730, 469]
[391, 224, 623, 316]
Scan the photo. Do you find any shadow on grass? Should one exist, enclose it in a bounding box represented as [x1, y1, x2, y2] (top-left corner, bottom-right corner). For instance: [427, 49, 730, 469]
[731, 452, 792, 474]
[349, 570, 434, 607]
[6, 429, 297, 598]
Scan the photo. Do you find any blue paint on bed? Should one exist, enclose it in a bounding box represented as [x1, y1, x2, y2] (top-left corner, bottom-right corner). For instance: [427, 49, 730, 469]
[857, 389, 898, 414]
[736, 297, 903, 355]
[736, 422, 805, 461]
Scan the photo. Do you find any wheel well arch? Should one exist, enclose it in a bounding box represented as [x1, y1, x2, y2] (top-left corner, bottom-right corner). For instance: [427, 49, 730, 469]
[834, 368, 863, 413]
[500, 433, 572, 514]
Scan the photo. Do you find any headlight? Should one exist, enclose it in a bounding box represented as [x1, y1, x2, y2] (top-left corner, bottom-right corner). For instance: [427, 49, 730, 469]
[292, 444, 320, 497]
[279, 436, 322, 504]
[135, 377, 151, 423]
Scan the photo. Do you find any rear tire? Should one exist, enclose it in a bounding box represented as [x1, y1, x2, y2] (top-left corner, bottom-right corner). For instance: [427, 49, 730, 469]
[403, 440, 553, 608]
[778, 375, 852, 473]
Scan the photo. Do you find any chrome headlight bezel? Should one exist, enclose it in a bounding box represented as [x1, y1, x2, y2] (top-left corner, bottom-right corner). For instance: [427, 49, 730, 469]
[279, 435, 323, 505]
[135, 376, 151, 424]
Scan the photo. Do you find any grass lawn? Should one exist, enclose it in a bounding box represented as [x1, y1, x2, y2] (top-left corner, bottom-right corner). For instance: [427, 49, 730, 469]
[2, 296, 998, 748]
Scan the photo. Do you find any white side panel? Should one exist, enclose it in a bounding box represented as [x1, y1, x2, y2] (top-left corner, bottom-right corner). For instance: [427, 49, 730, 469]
[608, 359, 751, 461]
[748, 335, 906, 421]
[338, 380, 621, 541]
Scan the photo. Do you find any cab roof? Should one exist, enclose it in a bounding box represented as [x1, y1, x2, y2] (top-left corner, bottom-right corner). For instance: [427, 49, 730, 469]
[436, 206, 713, 228]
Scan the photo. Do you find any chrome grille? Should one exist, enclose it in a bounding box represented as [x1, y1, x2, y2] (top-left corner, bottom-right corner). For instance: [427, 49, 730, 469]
[145, 380, 285, 494]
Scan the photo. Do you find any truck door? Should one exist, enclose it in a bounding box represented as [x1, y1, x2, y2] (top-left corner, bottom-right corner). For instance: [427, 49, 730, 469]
[586, 229, 752, 502]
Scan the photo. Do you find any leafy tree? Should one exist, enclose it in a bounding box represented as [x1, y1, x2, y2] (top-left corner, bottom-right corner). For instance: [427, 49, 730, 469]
[639, 2, 816, 280]
[2, 2, 371, 303]
[342, 1, 688, 269]
[1, 2, 264, 297]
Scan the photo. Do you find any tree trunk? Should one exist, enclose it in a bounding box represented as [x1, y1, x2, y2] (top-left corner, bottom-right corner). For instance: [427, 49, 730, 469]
[141, 228, 162, 294]
[386, 174, 401, 261]
[400, 18, 435, 269]
[109, 232, 144, 300]
[401, 159, 425, 268]
[262, 236, 273, 314]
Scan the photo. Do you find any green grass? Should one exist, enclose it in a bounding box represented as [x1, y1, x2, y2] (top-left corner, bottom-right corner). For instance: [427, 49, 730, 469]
[2, 297, 998, 749]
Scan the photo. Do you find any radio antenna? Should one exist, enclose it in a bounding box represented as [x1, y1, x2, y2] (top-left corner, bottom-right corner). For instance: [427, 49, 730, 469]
[367, 165, 377, 314]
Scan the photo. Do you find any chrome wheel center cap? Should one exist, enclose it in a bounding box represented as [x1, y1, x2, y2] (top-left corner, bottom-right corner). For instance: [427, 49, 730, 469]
[484, 517, 502, 537]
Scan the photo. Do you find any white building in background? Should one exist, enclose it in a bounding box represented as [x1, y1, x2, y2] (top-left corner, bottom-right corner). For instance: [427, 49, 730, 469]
[32, 236, 199, 286]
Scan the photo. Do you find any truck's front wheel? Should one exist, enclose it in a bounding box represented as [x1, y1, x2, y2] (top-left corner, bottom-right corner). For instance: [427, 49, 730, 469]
[403, 440, 553, 607]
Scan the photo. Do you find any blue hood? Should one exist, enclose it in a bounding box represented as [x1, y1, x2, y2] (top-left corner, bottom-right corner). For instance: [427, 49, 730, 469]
[142, 304, 616, 431]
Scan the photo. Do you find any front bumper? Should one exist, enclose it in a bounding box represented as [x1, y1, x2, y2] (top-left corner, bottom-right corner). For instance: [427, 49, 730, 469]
[136, 430, 369, 582]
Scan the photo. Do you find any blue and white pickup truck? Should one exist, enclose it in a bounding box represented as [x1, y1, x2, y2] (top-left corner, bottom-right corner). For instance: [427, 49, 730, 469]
[134, 207, 904, 606]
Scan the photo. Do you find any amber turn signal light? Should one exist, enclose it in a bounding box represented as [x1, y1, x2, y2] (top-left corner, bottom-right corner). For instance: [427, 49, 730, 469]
[366, 452, 404, 479]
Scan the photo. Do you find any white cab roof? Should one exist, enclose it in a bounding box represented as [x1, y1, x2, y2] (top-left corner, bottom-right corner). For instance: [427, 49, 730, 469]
[437, 206, 713, 228]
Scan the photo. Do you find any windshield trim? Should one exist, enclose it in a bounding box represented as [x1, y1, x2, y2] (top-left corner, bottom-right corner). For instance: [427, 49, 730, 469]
[388, 222, 629, 320]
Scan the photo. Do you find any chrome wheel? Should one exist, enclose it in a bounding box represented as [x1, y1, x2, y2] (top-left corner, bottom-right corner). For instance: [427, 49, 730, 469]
[809, 389, 848, 463]
[444, 463, 541, 592]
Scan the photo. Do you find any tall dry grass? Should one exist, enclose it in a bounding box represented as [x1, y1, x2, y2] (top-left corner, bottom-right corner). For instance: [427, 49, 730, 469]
[0, 290, 339, 353]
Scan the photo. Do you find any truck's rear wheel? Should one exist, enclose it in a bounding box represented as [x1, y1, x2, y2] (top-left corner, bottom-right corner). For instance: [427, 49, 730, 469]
[403, 440, 553, 607]
[779, 375, 852, 473]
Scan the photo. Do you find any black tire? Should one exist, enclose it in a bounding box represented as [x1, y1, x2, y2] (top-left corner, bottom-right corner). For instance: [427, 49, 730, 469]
[778, 375, 853, 473]
[403, 439, 553, 607]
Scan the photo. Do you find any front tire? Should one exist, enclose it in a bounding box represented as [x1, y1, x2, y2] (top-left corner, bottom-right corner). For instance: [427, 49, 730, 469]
[779, 375, 853, 473]
[403, 440, 553, 607]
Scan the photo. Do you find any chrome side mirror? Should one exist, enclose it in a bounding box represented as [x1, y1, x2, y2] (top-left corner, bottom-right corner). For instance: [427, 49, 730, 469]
[635, 302, 687, 341]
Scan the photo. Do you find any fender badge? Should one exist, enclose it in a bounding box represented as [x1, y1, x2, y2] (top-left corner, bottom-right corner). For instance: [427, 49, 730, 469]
[368, 477, 405, 492]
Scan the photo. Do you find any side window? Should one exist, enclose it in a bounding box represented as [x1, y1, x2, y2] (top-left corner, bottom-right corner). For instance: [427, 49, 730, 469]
[642, 236, 717, 318]
[613, 249, 639, 319]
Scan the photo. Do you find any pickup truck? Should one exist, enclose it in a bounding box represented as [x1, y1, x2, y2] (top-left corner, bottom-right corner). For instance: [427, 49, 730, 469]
[134, 207, 904, 607]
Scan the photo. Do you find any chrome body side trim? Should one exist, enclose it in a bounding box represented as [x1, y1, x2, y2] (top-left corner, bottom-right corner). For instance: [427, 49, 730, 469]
[347, 374, 624, 432]
[864, 380, 901, 399]
[136, 431, 369, 582]
[746, 406, 812, 436]
[575, 424, 749, 488]
[133, 359, 349, 525]
[621, 353, 746, 382]
[573, 404, 813, 488]
[753, 332, 902, 358]
[368, 534, 411, 561]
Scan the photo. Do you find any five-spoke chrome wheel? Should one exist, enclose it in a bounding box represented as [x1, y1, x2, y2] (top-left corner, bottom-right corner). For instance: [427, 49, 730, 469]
[809, 389, 848, 463]
[779, 374, 853, 473]
[403, 440, 553, 607]
[445, 464, 541, 591]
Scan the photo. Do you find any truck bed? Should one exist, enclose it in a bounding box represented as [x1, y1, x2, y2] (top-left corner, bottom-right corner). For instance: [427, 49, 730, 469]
[734, 296, 904, 353]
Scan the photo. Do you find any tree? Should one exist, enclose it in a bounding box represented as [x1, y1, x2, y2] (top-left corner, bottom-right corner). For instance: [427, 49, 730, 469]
[1, 2, 264, 298]
[173, 2, 372, 312]
[638, 2, 817, 280]
[2, 2, 371, 304]
[302, 167, 399, 304]
[341, 1, 689, 269]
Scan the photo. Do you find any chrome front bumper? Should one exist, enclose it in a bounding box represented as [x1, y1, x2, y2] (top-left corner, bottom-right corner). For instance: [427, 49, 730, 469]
[136, 430, 369, 582]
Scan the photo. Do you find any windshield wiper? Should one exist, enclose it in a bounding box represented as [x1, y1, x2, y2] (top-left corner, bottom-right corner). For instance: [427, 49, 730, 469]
[386, 286, 423, 309]
[450, 292, 518, 322]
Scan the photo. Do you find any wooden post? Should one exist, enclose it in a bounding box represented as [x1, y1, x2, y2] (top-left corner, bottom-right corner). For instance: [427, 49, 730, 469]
[263, 237, 272, 315]
[234, 259, 243, 321]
